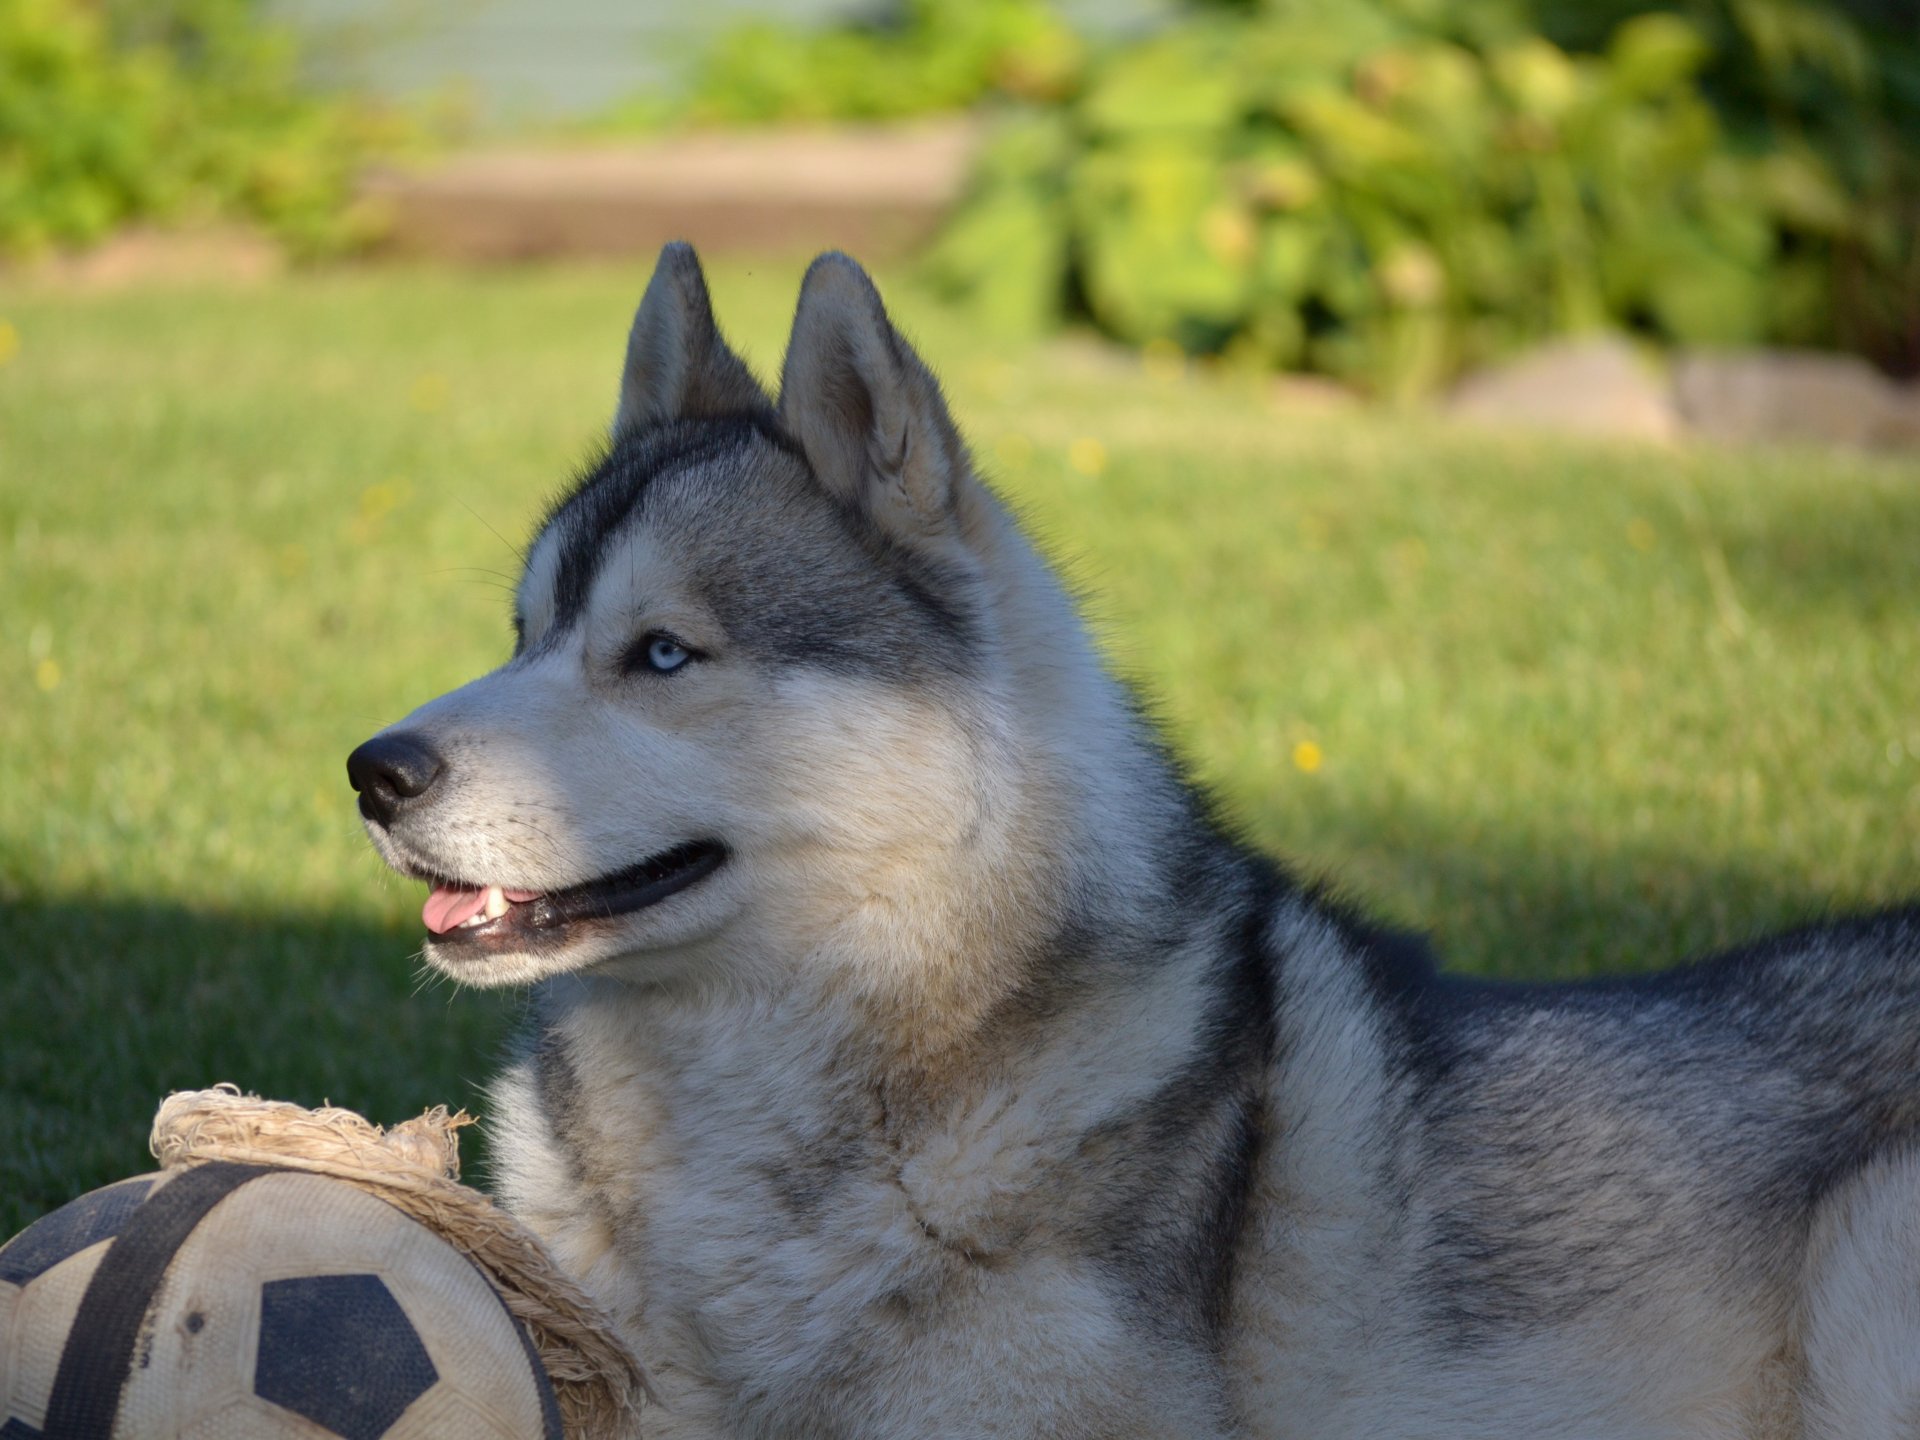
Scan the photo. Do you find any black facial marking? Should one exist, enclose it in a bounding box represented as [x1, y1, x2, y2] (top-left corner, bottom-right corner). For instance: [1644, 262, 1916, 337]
[541, 413, 794, 636]
[527, 411, 977, 683]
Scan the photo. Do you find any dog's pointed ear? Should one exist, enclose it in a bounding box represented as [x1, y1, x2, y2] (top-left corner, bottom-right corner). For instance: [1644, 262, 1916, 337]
[614, 242, 768, 438]
[779, 253, 972, 546]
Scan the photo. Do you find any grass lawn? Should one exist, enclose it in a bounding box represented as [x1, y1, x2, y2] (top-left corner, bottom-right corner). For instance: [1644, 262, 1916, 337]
[3, 258, 1917, 1234]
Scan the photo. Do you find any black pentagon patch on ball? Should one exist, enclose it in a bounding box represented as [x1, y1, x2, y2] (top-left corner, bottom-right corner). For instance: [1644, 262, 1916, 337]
[255, 1274, 439, 1439]
[0, 1177, 153, 1285]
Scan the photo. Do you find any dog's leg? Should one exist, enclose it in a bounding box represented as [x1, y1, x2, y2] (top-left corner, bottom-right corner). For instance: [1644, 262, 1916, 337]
[1799, 1145, 1920, 1438]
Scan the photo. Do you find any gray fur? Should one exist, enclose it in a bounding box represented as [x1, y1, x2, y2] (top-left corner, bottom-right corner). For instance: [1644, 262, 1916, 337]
[614, 241, 769, 438]
[353, 245, 1920, 1439]
[779, 252, 973, 555]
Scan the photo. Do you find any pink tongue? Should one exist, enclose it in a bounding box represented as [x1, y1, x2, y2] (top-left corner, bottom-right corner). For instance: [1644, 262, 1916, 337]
[422, 885, 546, 935]
[424, 885, 486, 935]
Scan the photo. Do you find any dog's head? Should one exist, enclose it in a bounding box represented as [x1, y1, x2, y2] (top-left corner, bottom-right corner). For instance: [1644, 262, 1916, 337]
[349, 246, 1047, 988]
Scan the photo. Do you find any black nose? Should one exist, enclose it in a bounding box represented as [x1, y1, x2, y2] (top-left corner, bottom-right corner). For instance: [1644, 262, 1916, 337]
[346, 732, 445, 828]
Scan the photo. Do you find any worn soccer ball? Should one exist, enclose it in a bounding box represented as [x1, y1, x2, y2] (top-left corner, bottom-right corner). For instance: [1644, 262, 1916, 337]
[0, 1164, 562, 1439]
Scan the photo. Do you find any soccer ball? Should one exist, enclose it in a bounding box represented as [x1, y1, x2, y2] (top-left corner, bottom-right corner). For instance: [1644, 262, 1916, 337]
[0, 1164, 561, 1438]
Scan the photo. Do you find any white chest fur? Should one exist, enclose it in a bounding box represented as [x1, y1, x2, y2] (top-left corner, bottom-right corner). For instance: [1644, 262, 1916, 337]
[486, 983, 1234, 1439]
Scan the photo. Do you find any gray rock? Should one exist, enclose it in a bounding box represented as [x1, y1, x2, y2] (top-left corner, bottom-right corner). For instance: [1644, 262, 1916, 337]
[1672, 349, 1920, 450]
[1446, 336, 1679, 442]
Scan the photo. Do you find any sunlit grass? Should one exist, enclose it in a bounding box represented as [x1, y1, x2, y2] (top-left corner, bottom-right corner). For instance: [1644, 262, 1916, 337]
[3, 258, 1917, 1230]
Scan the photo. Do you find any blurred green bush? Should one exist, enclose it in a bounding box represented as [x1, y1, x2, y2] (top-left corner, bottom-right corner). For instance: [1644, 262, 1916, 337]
[928, 0, 1919, 393]
[0, 0, 409, 258]
[664, 0, 1915, 392]
[629, 0, 1085, 129]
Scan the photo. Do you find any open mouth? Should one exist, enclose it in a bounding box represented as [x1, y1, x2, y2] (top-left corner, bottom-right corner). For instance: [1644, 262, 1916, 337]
[419, 840, 727, 949]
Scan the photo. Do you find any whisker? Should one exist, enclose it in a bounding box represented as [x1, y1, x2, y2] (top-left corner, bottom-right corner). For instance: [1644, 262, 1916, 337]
[428, 565, 520, 583]
[457, 497, 524, 564]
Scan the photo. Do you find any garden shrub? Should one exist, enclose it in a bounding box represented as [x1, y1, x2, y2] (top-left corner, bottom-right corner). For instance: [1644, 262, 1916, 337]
[646, 0, 1916, 387]
[924, 0, 1918, 392]
[1521, 0, 1918, 375]
[0, 0, 409, 258]
[657, 0, 1085, 128]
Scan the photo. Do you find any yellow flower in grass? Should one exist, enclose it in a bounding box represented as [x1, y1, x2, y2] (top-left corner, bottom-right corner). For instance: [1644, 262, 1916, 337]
[0, 320, 18, 367]
[35, 658, 60, 692]
[349, 479, 408, 543]
[359, 481, 402, 523]
[1067, 437, 1108, 478]
[1293, 740, 1324, 773]
[408, 371, 449, 413]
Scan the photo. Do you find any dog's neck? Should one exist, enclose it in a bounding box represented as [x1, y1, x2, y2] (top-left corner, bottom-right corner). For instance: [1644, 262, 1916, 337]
[806, 504, 1204, 1094]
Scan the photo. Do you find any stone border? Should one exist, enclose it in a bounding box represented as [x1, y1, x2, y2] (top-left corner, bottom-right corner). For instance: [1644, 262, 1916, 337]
[358, 121, 980, 263]
[1444, 336, 1920, 451]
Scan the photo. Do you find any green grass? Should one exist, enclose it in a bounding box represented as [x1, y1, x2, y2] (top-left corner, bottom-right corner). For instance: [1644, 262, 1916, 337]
[3, 259, 1918, 1234]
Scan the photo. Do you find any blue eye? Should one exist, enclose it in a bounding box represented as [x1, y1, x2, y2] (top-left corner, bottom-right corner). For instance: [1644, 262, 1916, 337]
[643, 634, 691, 673]
[623, 630, 704, 676]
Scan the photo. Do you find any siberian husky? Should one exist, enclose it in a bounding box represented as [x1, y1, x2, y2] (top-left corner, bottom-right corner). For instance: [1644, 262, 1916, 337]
[350, 244, 1920, 1438]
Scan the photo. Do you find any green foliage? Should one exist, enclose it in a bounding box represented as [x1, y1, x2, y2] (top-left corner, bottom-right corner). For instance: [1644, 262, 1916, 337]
[1514, 0, 1919, 372]
[923, 0, 1919, 391]
[0, 0, 408, 258]
[643, 0, 1084, 128]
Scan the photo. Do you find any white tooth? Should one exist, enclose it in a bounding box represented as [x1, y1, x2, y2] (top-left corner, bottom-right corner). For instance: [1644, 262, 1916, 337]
[460, 912, 485, 929]
[483, 885, 509, 921]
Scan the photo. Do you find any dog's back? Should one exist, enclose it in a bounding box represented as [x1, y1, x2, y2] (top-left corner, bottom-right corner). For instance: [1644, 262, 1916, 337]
[1234, 905, 1920, 1437]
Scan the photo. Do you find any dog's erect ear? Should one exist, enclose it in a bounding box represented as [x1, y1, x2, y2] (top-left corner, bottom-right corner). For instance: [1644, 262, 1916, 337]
[780, 253, 972, 546]
[614, 242, 768, 438]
